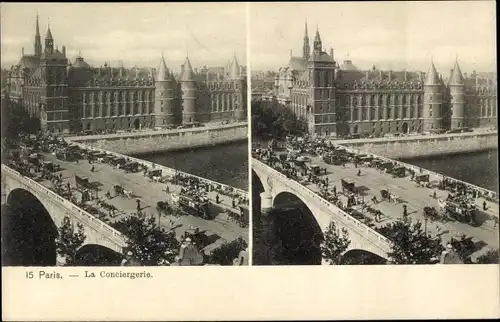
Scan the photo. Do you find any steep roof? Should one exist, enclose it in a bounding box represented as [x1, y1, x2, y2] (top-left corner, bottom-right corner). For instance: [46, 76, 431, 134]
[156, 56, 172, 81]
[18, 55, 39, 71]
[72, 56, 91, 69]
[309, 51, 333, 63]
[45, 26, 53, 40]
[424, 60, 441, 86]
[179, 56, 195, 81]
[228, 54, 240, 79]
[340, 60, 358, 71]
[288, 56, 307, 71]
[448, 60, 464, 86]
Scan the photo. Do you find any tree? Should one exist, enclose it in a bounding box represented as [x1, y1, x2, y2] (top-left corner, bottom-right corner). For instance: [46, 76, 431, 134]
[205, 237, 248, 265]
[251, 99, 302, 139]
[55, 217, 87, 266]
[321, 221, 351, 265]
[378, 217, 444, 264]
[111, 212, 180, 265]
[475, 249, 499, 264]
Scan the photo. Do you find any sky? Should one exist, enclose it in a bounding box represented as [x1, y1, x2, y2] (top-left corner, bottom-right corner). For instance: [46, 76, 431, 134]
[250, 1, 497, 74]
[1, 2, 247, 72]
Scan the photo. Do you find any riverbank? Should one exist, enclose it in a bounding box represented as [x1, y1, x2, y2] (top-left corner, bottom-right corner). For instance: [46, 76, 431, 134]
[336, 131, 498, 159]
[68, 122, 248, 154]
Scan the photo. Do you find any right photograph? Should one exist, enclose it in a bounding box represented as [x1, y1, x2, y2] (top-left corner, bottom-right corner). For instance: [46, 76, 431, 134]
[250, 1, 498, 265]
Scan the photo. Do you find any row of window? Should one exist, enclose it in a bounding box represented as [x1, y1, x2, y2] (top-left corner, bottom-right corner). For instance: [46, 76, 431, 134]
[80, 91, 154, 104]
[79, 102, 154, 118]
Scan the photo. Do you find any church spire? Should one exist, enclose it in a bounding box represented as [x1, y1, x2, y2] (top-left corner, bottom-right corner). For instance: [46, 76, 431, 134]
[45, 19, 54, 54]
[34, 13, 42, 57]
[303, 19, 310, 60]
[313, 26, 322, 53]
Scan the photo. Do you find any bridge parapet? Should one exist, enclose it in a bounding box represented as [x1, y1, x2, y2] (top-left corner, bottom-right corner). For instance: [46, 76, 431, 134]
[2, 164, 127, 250]
[67, 141, 248, 199]
[252, 158, 392, 253]
[337, 144, 498, 202]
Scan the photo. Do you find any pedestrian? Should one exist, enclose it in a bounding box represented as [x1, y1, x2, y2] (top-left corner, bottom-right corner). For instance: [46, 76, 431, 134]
[136, 199, 141, 213]
[433, 190, 437, 199]
[483, 201, 487, 211]
[216, 194, 220, 204]
[493, 217, 498, 228]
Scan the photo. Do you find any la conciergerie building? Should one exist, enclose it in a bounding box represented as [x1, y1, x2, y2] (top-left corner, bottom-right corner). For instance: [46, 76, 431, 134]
[6, 16, 247, 134]
[268, 22, 497, 137]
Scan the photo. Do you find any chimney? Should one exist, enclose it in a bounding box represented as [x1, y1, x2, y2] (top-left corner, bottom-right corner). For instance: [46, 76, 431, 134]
[62, 45, 66, 57]
[181, 64, 185, 75]
[290, 49, 292, 58]
[379, 70, 383, 80]
[388, 70, 393, 82]
[119, 67, 123, 78]
[330, 48, 334, 60]
[98, 67, 102, 77]
[404, 70, 407, 82]
[21, 47, 24, 56]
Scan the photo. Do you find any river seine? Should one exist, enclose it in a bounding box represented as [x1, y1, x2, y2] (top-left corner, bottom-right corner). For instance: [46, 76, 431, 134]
[402, 149, 498, 193]
[138, 140, 249, 190]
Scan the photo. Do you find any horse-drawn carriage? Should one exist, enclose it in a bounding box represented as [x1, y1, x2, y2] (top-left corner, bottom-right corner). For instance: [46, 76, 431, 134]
[342, 178, 356, 194]
[423, 206, 440, 221]
[389, 166, 406, 178]
[114, 185, 132, 198]
[415, 174, 430, 186]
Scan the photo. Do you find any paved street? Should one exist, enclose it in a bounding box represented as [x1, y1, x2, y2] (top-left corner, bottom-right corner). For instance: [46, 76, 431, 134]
[40, 152, 248, 246]
[275, 151, 499, 251]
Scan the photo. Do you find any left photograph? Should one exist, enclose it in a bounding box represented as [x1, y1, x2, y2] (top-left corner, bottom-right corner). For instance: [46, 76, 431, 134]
[1, 3, 249, 266]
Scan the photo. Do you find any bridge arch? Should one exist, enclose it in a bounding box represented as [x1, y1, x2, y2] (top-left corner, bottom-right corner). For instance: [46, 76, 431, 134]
[341, 249, 388, 265]
[74, 244, 124, 266]
[269, 191, 324, 265]
[3, 188, 58, 266]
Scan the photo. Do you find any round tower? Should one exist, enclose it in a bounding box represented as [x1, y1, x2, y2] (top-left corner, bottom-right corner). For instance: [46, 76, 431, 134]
[423, 60, 444, 131]
[154, 55, 177, 127]
[448, 60, 465, 129]
[180, 56, 197, 124]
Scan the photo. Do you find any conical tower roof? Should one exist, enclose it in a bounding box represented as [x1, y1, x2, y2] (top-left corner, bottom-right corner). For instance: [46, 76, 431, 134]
[46, 26, 53, 40]
[448, 60, 464, 86]
[180, 56, 195, 81]
[314, 28, 321, 43]
[304, 19, 309, 38]
[156, 55, 171, 81]
[229, 54, 240, 79]
[424, 60, 441, 86]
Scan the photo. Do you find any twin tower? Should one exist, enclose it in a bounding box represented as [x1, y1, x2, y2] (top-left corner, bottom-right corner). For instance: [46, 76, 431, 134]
[154, 54, 246, 127]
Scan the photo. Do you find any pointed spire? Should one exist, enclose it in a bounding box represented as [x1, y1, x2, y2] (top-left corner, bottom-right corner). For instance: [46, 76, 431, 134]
[34, 13, 42, 57]
[36, 13, 40, 36]
[449, 59, 464, 86]
[156, 54, 170, 81]
[180, 56, 195, 81]
[424, 59, 441, 86]
[229, 54, 240, 79]
[46, 20, 53, 40]
[304, 19, 309, 38]
[314, 26, 321, 42]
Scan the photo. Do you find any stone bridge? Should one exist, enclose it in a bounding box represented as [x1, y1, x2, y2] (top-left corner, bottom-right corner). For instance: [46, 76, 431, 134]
[2, 164, 127, 255]
[252, 158, 392, 260]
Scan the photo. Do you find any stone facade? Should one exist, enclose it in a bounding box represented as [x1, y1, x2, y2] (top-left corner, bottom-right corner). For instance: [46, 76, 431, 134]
[6, 15, 247, 134]
[266, 22, 497, 137]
